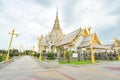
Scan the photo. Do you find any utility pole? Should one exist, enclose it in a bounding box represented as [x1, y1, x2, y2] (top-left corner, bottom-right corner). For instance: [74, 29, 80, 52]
[6, 29, 20, 61]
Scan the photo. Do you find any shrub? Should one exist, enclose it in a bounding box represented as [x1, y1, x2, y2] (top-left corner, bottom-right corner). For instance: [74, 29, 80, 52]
[47, 52, 55, 60]
[109, 56, 113, 61]
[71, 50, 76, 54]
[65, 50, 71, 63]
[0, 54, 6, 62]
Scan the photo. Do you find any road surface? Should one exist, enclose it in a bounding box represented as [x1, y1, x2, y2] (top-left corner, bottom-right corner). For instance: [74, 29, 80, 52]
[0, 56, 120, 80]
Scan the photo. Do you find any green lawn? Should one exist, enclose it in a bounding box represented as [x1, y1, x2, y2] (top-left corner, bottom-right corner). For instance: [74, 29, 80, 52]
[59, 60, 92, 65]
[59, 60, 102, 65]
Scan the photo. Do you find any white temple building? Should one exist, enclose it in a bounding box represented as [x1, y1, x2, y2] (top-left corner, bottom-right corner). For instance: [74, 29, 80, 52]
[38, 10, 108, 55]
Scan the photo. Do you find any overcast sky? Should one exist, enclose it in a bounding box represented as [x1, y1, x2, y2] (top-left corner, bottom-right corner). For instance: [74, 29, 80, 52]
[0, 0, 120, 50]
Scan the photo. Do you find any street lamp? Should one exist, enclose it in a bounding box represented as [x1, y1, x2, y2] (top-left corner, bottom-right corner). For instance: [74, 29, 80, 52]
[19, 44, 23, 56]
[88, 27, 95, 64]
[38, 35, 43, 61]
[6, 29, 20, 61]
[32, 45, 35, 58]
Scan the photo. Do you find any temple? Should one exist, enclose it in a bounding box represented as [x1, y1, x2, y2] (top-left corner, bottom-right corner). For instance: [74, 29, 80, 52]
[38, 10, 107, 56]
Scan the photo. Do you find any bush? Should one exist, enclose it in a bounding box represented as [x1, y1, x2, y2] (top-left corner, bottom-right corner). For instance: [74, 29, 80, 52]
[109, 56, 113, 61]
[0, 54, 6, 62]
[34, 53, 39, 58]
[47, 52, 55, 60]
[65, 50, 71, 63]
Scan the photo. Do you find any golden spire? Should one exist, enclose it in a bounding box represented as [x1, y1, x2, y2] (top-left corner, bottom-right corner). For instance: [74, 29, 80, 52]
[48, 7, 64, 44]
[80, 26, 82, 30]
[56, 7, 58, 18]
[52, 7, 60, 30]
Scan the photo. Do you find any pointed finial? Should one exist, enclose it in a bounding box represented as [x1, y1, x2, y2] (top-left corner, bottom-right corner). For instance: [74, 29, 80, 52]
[88, 26, 91, 34]
[114, 37, 117, 41]
[80, 26, 82, 30]
[94, 30, 96, 34]
[114, 37, 117, 44]
[56, 7, 58, 17]
[88, 26, 91, 31]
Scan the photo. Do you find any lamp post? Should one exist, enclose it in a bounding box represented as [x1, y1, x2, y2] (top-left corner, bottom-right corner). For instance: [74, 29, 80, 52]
[19, 44, 23, 56]
[88, 27, 95, 64]
[32, 45, 35, 58]
[38, 35, 43, 61]
[114, 38, 120, 60]
[6, 29, 20, 61]
[90, 37, 95, 64]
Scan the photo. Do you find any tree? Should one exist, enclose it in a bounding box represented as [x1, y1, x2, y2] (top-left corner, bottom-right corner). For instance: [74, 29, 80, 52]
[23, 50, 32, 55]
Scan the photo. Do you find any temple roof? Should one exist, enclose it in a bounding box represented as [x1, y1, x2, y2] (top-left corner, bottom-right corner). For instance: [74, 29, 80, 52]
[59, 28, 82, 45]
[78, 34, 94, 48]
[78, 33, 108, 49]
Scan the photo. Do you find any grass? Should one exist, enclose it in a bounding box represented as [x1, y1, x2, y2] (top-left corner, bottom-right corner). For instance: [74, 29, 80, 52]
[59, 60, 92, 65]
[59, 60, 103, 65]
[59, 60, 120, 65]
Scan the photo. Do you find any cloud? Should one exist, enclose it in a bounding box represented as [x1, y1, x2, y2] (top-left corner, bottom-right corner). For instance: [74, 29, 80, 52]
[0, 0, 120, 50]
[33, 0, 54, 7]
[61, 0, 120, 41]
[0, 0, 58, 50]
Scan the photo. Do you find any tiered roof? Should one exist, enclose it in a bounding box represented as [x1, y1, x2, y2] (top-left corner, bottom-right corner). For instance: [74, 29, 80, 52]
[59, 28, 82, 45]
[78, 32, 108, 49]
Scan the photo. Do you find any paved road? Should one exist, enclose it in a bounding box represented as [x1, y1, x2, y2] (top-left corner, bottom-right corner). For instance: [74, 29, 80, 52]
[57, 62, 120, 80]
[0, 56, 74, 80]
[0, 56, 120, 80]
